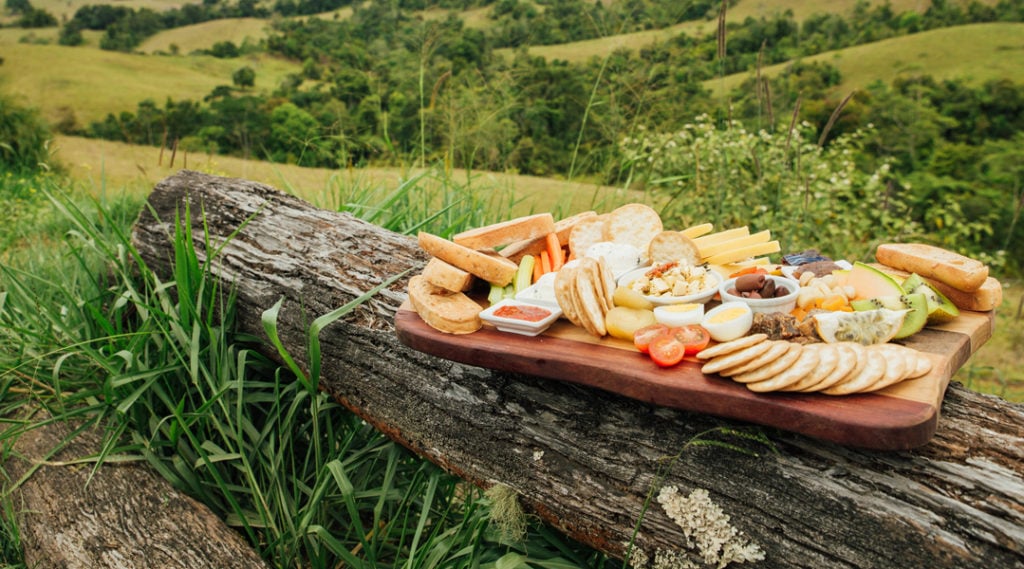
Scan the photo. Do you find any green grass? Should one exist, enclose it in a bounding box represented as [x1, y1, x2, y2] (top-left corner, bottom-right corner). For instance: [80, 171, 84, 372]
[708, 22, 1024, 96]
[0, 43, 300, 126]
[138, 18, 271, 54]
[0, 172, 623, 569]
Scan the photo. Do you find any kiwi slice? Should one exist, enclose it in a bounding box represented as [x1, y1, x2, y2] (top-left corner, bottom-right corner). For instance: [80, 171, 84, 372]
[901, 273, 960, 324]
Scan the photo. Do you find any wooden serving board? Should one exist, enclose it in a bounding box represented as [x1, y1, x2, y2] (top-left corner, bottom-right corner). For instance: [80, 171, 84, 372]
[395, 303, 994, 450]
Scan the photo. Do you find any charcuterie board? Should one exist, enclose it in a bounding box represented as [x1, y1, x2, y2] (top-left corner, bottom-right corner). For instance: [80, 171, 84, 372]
[395, 302, 994, 450]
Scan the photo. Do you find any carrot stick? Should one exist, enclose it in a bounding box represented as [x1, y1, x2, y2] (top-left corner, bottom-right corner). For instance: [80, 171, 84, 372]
[533, 254, 544, 282]
[540, 250, 552, 275]
[545, 233, 563, 271]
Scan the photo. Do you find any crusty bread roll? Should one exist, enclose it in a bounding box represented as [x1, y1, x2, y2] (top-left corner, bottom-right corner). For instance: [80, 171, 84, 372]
[421, 257, 474, 292]
[452, 213, 555, 251]
[500, 210, 598, 263]
[875, 243, 988, 292]
[418, 232, 518, 286]
[407, 275, 482, 334]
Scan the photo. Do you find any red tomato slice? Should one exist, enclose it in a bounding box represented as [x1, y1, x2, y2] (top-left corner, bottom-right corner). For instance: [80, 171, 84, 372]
[672, 325, 711, 356]
[648, 334, 687, 367]
[633, 323, 670, 354]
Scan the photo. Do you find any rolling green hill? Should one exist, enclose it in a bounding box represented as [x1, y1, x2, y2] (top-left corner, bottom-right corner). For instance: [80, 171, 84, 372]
[137, 17, 271, 54]
[707, 22, 1024, 95]
[0, 43, 300, 126]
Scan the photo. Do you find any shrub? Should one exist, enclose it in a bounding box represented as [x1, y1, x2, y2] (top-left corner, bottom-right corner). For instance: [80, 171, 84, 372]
[0, 95, 55, 174]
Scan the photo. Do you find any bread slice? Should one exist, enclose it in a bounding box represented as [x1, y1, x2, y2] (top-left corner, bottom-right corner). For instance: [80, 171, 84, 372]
[418, 232, 518, 286]
[870, 264, 1003, 312]
[452, 213, 555, 251]
[421, 257, 474, 292]
[875, 243, 988, 292]
[407, 275, 482, 334]
[500, 210, 598, 263]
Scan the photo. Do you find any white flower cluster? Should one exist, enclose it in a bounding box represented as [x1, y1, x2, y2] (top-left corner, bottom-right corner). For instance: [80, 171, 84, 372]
[656, 486, 765, 569]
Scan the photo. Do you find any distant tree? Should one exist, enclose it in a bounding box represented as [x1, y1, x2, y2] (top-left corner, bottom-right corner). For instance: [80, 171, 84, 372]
[209, 40, 239, 58]
[18, 7, 57, 27]
[233, 66, 256, 89]
[5, 0, 31, 14]
[59, 22, 84, 45]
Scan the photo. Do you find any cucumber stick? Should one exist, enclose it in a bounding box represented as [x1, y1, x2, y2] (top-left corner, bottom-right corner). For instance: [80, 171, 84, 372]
[514, 255, 536, 294]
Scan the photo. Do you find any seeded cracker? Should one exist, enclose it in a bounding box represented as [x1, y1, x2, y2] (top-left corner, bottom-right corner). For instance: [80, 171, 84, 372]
[568, 216, 608, 259]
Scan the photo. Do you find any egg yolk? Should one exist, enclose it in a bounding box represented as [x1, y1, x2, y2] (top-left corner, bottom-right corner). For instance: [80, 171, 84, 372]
[707, 306, 748, 324]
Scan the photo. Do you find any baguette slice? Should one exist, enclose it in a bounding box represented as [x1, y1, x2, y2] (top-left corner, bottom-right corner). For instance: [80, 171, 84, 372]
[876, 243, 988, 292]
[500, 210, 598, 263]
[421, 257, 474, 292]
[407, 275, 481, 334]
[870, 264, 1003, 312]
[418, 232, 518, 286]
[452, 213, 555, 251]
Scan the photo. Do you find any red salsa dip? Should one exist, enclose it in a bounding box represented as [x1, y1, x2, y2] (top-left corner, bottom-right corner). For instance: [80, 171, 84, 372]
[493, 304, 552, 322]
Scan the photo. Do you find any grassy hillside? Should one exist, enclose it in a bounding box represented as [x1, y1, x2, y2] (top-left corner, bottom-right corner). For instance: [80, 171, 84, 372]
[0, 43, 299, 125]
[138, 18, 270, 54]
[52, 135, 630, 216]
[707, 22, 1024, 95]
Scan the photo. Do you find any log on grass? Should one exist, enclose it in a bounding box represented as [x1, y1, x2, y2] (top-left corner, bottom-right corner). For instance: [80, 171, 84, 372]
[131, 170, 1024, 569]
[2, 412, 271, 569]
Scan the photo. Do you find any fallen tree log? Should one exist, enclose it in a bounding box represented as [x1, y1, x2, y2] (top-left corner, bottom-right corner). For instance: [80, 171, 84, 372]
[131, 170, 1024, 569]
[3, 411, 271, 569]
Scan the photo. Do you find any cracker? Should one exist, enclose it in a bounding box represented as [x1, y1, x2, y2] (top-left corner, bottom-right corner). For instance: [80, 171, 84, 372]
[730, 344, 803, 384]
[906, 352, 934, 379]
[574, 265, 607, 337]
[648, 231, 700, 265]
[702, 341, 774, 375]
[781, 343, 840, 392]
[696, 334, 769, 360]
[603, 204, 663, 252]
[568, 216, 608, 260]
[555, 263, 580, 326]
[747, 346, 821, 392]
[862, 344, 914, 393]
[824, 348, 888, 395]
[720, 341, 793, 377]
[799, 343, 862, 392]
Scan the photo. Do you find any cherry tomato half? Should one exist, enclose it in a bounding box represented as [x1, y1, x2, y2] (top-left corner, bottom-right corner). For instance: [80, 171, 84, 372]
[672, 325, 711, 356]
[633, 323, 670, 354]
[648, 334, 687, 367]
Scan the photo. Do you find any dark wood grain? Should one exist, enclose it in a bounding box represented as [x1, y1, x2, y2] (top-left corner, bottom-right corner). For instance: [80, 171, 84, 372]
[396, 307, 983, 450]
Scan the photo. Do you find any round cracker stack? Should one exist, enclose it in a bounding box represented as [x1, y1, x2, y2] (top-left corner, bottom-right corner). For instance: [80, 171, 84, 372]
[697, 334, 936, 396]
[554, 257, 615, 338]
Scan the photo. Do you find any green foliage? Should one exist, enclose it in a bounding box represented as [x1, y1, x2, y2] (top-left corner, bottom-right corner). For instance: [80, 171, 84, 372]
[0, 95, 54, 175]
[619, 116, 920, 262]
[0, 179, 616, 569]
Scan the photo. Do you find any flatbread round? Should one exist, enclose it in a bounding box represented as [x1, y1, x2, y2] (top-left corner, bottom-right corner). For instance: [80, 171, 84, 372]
[603, 204, 663, 252]
[781, 343, 840, 392]
[702, 341, 774, 375]
[824, 348, 888, 395]
[696, 334, 769, 360]
[747, 346, 821, 392]
[731, 343, 804, 384]
[721, 341, 793, 377]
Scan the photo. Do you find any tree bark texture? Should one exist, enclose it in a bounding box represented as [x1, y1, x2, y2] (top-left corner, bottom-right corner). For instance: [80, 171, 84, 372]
[131, 170, 1024, 569]
[2, 411, 271, 569]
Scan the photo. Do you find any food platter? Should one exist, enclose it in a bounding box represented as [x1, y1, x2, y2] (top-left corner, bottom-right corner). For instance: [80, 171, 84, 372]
[395, 301, 994, 450]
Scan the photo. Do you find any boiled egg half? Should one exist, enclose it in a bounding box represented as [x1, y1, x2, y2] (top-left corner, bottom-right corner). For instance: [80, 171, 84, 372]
[654, 303, 704, 327]
[701, 302, 753, 342]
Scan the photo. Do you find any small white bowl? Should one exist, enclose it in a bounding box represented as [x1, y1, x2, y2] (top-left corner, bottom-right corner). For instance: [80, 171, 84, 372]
[479, 299, 563, 336]
[718, 275, 800, 314]
[617, 266, 722, 307]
